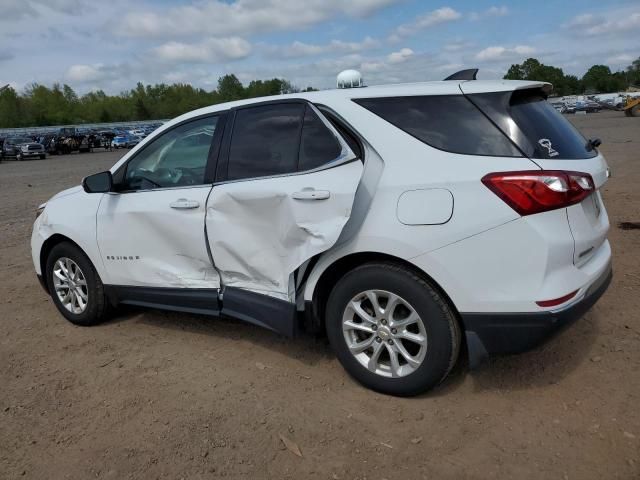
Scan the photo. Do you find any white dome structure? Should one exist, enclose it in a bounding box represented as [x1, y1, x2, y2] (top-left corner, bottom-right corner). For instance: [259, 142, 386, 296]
[337, 70, 364, 89]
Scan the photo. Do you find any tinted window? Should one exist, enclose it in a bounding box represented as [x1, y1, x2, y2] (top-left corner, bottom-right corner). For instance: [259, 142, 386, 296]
[228, 103, 304, 181]
[327, 117, 362, 160]
[123, 116, 217, 191]
[299, 106, 342, 171]
[354, 96, 522, 157]
[471, 91, 596, 160]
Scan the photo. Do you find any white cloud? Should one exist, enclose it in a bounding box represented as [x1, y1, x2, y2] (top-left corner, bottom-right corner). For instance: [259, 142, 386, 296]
[153, 37, 252, 63]
[272, 37, 379, 58]
[566, 11, 640, 36]
[566, 13, 596, 28]
[387, 48, 414, 64]
[0, 0, 90, 20]
[64, 62, 135, 87]
[360, 61, 387, 73]
[475, 45, 535, 61]
[443, 40, 474, 52]
[470, 6, 508, 21]
[65, 64, 104, 83]
[606, 53, 634, 65]
[390, 7, 461, 40]
[486, 6, 508, 16]
[116, 0, 401, 38]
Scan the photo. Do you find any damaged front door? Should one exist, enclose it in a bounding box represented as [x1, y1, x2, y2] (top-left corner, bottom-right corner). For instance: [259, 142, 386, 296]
[206, 101, 363, 315]
[97, 115, 223, 291]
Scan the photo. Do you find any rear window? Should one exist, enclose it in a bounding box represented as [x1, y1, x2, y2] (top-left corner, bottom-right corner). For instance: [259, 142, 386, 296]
[467, 90, 597, 160]
[353, 95, 522, 157]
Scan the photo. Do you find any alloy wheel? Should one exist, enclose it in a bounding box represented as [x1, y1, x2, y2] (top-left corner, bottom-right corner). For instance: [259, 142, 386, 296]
[342, 290, 428, 378]
[52, 257, 89, 314]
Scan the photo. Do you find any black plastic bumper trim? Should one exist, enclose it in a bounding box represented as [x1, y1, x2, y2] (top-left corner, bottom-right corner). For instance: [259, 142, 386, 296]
[102, 285, 297, 338]
[460, 263, 612, 368]
[221, 287, 297, 338]
[104, 285, 221, 316]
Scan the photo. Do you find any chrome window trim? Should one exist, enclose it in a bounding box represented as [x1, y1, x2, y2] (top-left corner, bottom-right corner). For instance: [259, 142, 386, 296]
[110, 184, 214, 195]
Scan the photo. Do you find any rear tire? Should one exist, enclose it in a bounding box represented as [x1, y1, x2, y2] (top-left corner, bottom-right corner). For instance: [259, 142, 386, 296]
[46, 242, 109, 326]
[325, 262, 460, 396]
[631, 105, 640, 117]
[39, 154, 46, 160]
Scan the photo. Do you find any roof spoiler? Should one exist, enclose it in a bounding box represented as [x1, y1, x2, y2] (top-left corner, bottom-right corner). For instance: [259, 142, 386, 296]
[444, 68, 478, 81]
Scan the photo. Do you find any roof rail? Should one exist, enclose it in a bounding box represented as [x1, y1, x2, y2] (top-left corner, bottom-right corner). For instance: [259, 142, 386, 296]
[444, 68, 478, 81]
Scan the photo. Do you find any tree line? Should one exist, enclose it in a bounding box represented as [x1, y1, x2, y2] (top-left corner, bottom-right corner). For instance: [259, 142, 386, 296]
[504, 56, 640, 96]
[1, 56, 639, 129]
[0, 75, 315, 129]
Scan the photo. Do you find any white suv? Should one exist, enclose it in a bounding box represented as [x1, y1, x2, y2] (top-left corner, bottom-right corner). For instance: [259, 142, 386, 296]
[31, 76, 612, 396]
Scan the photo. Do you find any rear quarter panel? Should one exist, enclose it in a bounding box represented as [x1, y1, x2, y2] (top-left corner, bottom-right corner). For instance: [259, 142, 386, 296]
[303, 98, 540, 303]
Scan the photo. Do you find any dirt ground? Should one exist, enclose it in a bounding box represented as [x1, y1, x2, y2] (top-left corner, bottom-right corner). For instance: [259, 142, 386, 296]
[0, 111, 639, 480]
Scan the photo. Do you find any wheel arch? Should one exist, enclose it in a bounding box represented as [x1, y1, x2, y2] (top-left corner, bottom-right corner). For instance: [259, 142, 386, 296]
[39, 234, 87, 294]
[306, 251, 461, 335]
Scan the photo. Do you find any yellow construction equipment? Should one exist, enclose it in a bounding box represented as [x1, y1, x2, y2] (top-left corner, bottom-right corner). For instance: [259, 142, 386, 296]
[623, 96, 640, 117]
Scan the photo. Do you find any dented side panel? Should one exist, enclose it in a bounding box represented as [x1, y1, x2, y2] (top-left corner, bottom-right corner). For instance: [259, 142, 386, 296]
[206, 160, 364, 301]
[96, 186, 220, 288]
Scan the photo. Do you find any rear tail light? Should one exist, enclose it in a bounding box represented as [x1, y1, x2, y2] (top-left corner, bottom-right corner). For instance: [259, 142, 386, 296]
[482, 170, 595, 216]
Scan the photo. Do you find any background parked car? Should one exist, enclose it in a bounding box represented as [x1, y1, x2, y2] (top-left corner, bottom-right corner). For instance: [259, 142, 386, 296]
[111, 134, 141, 149]
[576, 100, 601, 113]
[1, 136, 46, 160]
[128, 129, 147, 138]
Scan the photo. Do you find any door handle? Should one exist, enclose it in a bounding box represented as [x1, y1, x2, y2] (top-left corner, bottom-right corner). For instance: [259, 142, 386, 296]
[169, 198, 200, 209]
[291, 189, 331, 201]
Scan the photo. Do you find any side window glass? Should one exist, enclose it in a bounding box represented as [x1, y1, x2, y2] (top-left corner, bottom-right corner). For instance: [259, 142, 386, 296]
[123, 116, 218, 191]
[354, 96, 522, 157]
[227, 103, 304, 181]
[298, 106, 342, 171]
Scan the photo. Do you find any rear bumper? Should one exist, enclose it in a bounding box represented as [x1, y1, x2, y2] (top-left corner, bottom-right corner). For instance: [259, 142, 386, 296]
[461, 261, 612, 368]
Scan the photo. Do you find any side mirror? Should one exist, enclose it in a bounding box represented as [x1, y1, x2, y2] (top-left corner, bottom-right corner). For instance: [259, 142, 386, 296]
[82, 171, 113, 193]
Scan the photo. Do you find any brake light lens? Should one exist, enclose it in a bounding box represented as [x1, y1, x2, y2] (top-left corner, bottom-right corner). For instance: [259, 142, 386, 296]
[482, 170, 595, 216]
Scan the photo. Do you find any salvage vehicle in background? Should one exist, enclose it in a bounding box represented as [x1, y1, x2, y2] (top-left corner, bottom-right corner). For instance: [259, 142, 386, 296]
[111, 134, 141, 149]
[1, 136, 46, 160]
[576, 100, 601, 113]
[32, 71, 612, 396]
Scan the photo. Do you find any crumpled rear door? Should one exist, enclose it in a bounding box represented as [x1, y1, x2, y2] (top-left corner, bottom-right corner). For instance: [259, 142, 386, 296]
[206, 159, 363, 301]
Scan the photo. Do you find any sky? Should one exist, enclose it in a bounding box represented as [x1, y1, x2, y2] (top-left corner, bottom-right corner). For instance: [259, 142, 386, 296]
[1, 0, 639, 94]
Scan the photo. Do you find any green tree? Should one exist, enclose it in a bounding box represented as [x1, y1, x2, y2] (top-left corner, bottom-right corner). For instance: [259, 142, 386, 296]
[217, 74, 244, 101]
[0, 86, 22, 128]
[503, 58, 578, 95]
[504, 64, 524, 80]
[626, 56, 640, 86]
[582, 65, 614, 93]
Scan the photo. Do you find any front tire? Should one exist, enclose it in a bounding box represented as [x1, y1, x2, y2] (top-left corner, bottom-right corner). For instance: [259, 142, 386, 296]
[46, 242, 109, 326]
[326, 262, 460, 396]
